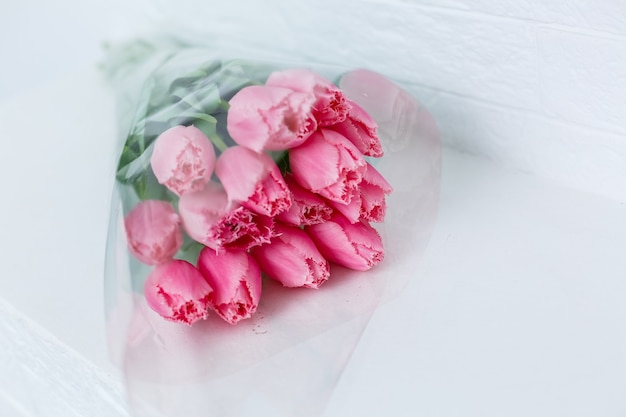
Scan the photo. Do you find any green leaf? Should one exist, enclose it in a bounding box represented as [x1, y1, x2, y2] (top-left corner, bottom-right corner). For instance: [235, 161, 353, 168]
[187, 112, 217, 124]
[148, 100, 191, 124]
[272, 151, 291, 174]
[132, 169, 169, 201]
[176, 235, 205, 264]
[171, 82, 221, 114]
[169, 69, 210, 91]
[117, 134, 145, 178]
[148, 85, 171, 109]
[192, 117, 218, 141]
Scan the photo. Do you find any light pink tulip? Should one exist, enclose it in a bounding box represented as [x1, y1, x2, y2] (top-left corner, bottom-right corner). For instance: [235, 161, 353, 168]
[197, 248, 262, 325]
[144, 260, 213, 326]
[329, 100, 383, 157]
[215, 146, 291, 217]
[227, 85, 317, 152]
[124, 200, 183, 265]
[359, 162, 393, 223]
[276, 173, 333, 226]
[306, 212, 384, 271]
[289, 129, 366, 205]
[178, 182, 274, 251]
[266, 69, 351, 126]
[251, 223, 330, 289]
[150, 125, 216, 196]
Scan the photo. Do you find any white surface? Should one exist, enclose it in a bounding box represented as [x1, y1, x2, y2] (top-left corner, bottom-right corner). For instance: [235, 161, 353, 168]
[0, 70, 127, 417]
[1, 69, 625, 416]
[0, 391, 29, 417]
[329, 151, 626, 416]
[0, 69, 117, 371]
[1, 1, 626, 416]
[1, 0, 625, 202]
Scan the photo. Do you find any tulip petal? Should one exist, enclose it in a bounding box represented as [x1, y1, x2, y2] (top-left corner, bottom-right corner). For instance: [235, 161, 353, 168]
[252, 223, 330, 288]
[247, 169, 292, 216]
[227, 86, 317, 152]
[216, 146, 292, 217]
[363, 162, 393, 194]
[197, 248, 262, 325]
[289, 129, 366, 204]
[359, 182, 387, 222]
[330, 100, 383, 157]
[266, 69, 351, 126]
[150, 125, 216, 196]
[220, 211, 275, 251]
[277, 173, 333, 226]
[306, 213, 384, 271]
[144, 260, 213, 326]
[329, 189, 362, 224]
[359, 163, 393, 223]
[124, 200, 183, 265]
[178, 182, 275, 250]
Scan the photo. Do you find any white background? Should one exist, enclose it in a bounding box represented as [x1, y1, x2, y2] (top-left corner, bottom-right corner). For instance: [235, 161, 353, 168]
[1, 1, 625, 416]
[2, 0, 625, 202]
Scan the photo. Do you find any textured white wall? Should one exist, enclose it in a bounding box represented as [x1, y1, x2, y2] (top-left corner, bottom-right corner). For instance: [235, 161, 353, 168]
[1, 0, 624, 201]
[157, 0, 626, 202]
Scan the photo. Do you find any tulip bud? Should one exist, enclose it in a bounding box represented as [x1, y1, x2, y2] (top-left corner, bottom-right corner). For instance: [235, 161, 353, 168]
[227, 86, 317, 152]
[144, 260, 213, 326]
[124, 200, 183, 265]
[327, 188, 362, 224]
[266, 69, 351, 126]
[329, 100, 383, 157]
[359, 162, 393, 223]
[306, 212, 384, 271]
[216, 146, 291, 217]
[178, 182, 274, 251]
[150, 125, 216, 196]
[197, 248, 262, 325]
[252, 223, 330, 289]
[289, 129, 366, 205]
[276, 173, 333, 226]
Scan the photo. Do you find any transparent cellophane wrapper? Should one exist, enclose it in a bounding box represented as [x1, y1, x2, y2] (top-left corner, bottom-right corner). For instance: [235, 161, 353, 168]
[104, 43, 441, 417]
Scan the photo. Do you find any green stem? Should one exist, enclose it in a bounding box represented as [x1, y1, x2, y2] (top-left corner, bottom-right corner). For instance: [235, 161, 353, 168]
[218, 100, 230, 112]
[211, 132, 229, 153]
[186, 112, 227, 152]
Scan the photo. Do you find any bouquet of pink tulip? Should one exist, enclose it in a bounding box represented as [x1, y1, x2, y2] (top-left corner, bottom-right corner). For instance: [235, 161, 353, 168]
[105, 42, 440, 417]
[116, 61, 393, 327]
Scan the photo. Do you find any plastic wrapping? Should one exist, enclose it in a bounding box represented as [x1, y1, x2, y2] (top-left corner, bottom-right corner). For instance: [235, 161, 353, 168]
[104, 44, 441, 417]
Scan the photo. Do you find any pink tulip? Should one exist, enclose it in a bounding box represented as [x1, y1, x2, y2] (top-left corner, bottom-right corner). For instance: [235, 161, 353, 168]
[144, 260, 213, 326]
[289, 129, 366, 205]
[359, 162, 393, 223]
[329, 100, 383, 157]
[197, 248, 262, 325]
[150, 125, 216, 196]
[276, 173, 333, 226]
[215, 146, 291, 217]
[266, 69, 351, 126]
[251, 223, 330, 289]
[328, 189, 362, 224]
[306, 212, 384, 271]
[124, 200, 183, 265]
[227, 85, 317, 152]
[178, 182, 274, 251]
